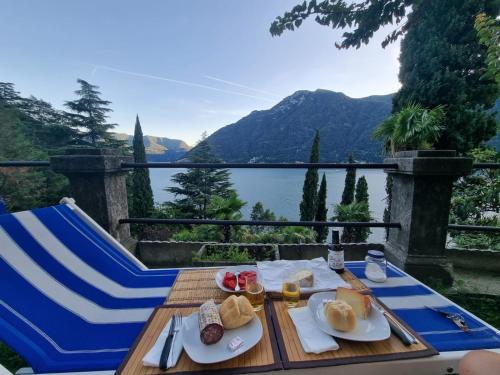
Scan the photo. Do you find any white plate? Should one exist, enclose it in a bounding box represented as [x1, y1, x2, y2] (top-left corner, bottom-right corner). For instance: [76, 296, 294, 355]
[308, 292, 390, 342]
[181, 310, 263, 364]
[215, 265, 259, 292]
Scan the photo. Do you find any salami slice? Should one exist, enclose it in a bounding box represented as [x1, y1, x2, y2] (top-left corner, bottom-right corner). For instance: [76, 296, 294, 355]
[198, 299, 224, 345]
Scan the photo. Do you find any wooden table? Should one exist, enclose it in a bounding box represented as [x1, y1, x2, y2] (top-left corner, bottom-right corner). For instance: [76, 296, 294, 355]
[117, 266, 438, 375]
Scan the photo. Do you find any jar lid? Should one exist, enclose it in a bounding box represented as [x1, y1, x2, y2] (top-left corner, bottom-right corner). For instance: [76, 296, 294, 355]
[367, 250, 385, 259]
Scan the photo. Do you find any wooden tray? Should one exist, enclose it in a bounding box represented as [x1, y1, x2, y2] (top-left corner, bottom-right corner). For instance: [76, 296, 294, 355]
[165, 267, 370, 305]
[269, 300, 438, 369]
[116, 303, 281, 375]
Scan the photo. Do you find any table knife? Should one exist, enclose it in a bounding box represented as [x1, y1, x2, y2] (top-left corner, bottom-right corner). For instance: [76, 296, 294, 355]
[371, 297, 418, 346]
[425, 306, 470, 332]
[159, 316, 176, 370]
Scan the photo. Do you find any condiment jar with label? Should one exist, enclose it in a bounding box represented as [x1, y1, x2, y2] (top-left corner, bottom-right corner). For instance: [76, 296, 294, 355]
[364, 250, 387, 282]
[328, 230, 344, 274]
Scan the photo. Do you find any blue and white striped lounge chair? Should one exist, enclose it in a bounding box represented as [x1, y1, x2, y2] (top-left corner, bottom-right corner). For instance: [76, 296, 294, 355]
[0, 200, 179, 374]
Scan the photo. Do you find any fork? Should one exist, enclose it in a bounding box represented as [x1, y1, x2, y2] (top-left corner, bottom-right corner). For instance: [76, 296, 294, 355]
[167, 314, 183, 369]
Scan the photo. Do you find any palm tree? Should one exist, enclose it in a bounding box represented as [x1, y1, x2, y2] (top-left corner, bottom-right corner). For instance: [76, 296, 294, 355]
[208, 192, 246, 242]
[373, 103, 446, 155]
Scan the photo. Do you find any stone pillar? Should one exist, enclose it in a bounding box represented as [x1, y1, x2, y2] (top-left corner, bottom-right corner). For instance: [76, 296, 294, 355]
[384, 150, 473, 286]
[51, 148, 133, 244]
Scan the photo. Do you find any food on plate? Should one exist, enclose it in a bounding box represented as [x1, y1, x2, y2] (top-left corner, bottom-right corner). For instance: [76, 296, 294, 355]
[199, 299, 224, 345]
[290, 269, 314, 287]
[336, 287, 372, 319]
[228, 336, 244, 351]
[324, 300, 357, 332]
[219, 295, 255, 329]
[222, 270, 257, 291]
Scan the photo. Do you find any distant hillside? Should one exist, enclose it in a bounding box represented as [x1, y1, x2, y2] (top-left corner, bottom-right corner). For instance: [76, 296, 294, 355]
[191, 90, 393, 162]
[114, 133, 191, 161]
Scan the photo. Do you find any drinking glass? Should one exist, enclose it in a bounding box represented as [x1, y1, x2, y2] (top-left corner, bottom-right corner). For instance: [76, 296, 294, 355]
[282, 274, 300, 308]
[243, 274, 265, 311]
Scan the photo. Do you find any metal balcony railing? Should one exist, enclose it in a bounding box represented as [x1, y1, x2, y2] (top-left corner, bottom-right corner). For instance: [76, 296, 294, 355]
[1, 160, 499, 233]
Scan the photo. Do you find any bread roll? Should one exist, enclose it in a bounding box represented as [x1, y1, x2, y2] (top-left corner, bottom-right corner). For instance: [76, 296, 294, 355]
[336, 287, 372, 319]
[291, 270, 314, 287]
[324, 300, 357, 332]
[219, 295, 255, 329]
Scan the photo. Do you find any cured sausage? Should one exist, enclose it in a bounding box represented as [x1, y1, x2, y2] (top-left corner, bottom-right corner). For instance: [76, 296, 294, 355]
[199, 299, 224, 344]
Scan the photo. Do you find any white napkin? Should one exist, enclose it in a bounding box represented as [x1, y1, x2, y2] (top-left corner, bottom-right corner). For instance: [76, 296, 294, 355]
[142, 317, 183, 368]
[288, 307, 339, 353]
[256, 258, 350, 293]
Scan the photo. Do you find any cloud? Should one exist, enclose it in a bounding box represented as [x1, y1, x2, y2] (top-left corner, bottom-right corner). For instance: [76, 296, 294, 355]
[203, 75, 281, 98]
[91, 64, 275, 102]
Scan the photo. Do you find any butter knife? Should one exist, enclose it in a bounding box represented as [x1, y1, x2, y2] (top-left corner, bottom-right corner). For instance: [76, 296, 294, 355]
[371, 297, 418, 345]
[159, 316, 176, 370]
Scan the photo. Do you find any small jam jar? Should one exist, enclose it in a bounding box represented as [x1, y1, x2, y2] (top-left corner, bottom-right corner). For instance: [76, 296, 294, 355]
[364, 250, 387, 283]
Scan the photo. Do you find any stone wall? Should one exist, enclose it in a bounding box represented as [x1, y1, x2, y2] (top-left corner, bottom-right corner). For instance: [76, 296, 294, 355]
[137, 241, 386, 268]
[445, 248, 500, 273]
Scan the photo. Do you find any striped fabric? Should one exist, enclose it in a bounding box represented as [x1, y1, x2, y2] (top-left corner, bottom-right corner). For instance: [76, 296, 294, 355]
[0, 204, 179, 373]
[347, 262, 500, 352]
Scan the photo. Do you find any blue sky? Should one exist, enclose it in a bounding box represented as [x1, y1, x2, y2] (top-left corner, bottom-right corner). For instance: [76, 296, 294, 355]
[0, 0, 401, 145]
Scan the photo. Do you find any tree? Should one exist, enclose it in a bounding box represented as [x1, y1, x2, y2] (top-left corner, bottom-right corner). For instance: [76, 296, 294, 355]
[270, 0, 414, 49]
[450, 148, 499, 250]
[250, 202, 276, 233]
[130, 115, 154, 219]
[65, 79, 118, 146]
[474, 13, 500, 86]
[314, 173, 328, 242]
[299, 130, 320, 221]
[166, 136, 233, 218]
[354, 176, 371, 241]
[393, 0, 498, 154]
[208, 192, 246, 242]
[271, 0, 499, 153]
[355, 176, 369, 203]
[341, 154, 356, 205]
[0, 82, 22, 106]
[373, 104, 446, 155]
[0, 82, 71, 211]
[333, 202, 372, 243]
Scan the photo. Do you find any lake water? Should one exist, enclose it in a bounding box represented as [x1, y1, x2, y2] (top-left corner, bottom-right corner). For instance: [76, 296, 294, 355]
[150, 168, 388, 242]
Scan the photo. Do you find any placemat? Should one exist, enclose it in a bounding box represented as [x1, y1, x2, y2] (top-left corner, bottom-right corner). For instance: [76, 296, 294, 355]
[269, 300, 438, 369]
[165, 268, 369, 305]
[165, 269, 230, 305]
[116, 303, 281, 375]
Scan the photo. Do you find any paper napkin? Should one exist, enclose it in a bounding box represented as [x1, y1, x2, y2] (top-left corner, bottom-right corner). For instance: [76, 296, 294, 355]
[257, 258, 350, 293]
[143, 317, 183, 368]
[288, 306, 339, 354]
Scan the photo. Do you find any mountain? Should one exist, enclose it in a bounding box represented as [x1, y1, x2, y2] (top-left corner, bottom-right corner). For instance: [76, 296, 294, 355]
[114, 133, 191, 161]
[192, 90, 393, 163]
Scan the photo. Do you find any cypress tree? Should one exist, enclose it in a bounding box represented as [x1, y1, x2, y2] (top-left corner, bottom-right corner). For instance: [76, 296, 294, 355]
[355, 176, 369, 204]
[353, 176, 371, 242]
[130, 115, 154, 218]
[341, 154, 356, 205]
[299, 130, 320, 221]
[314, 173, 328, 242]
